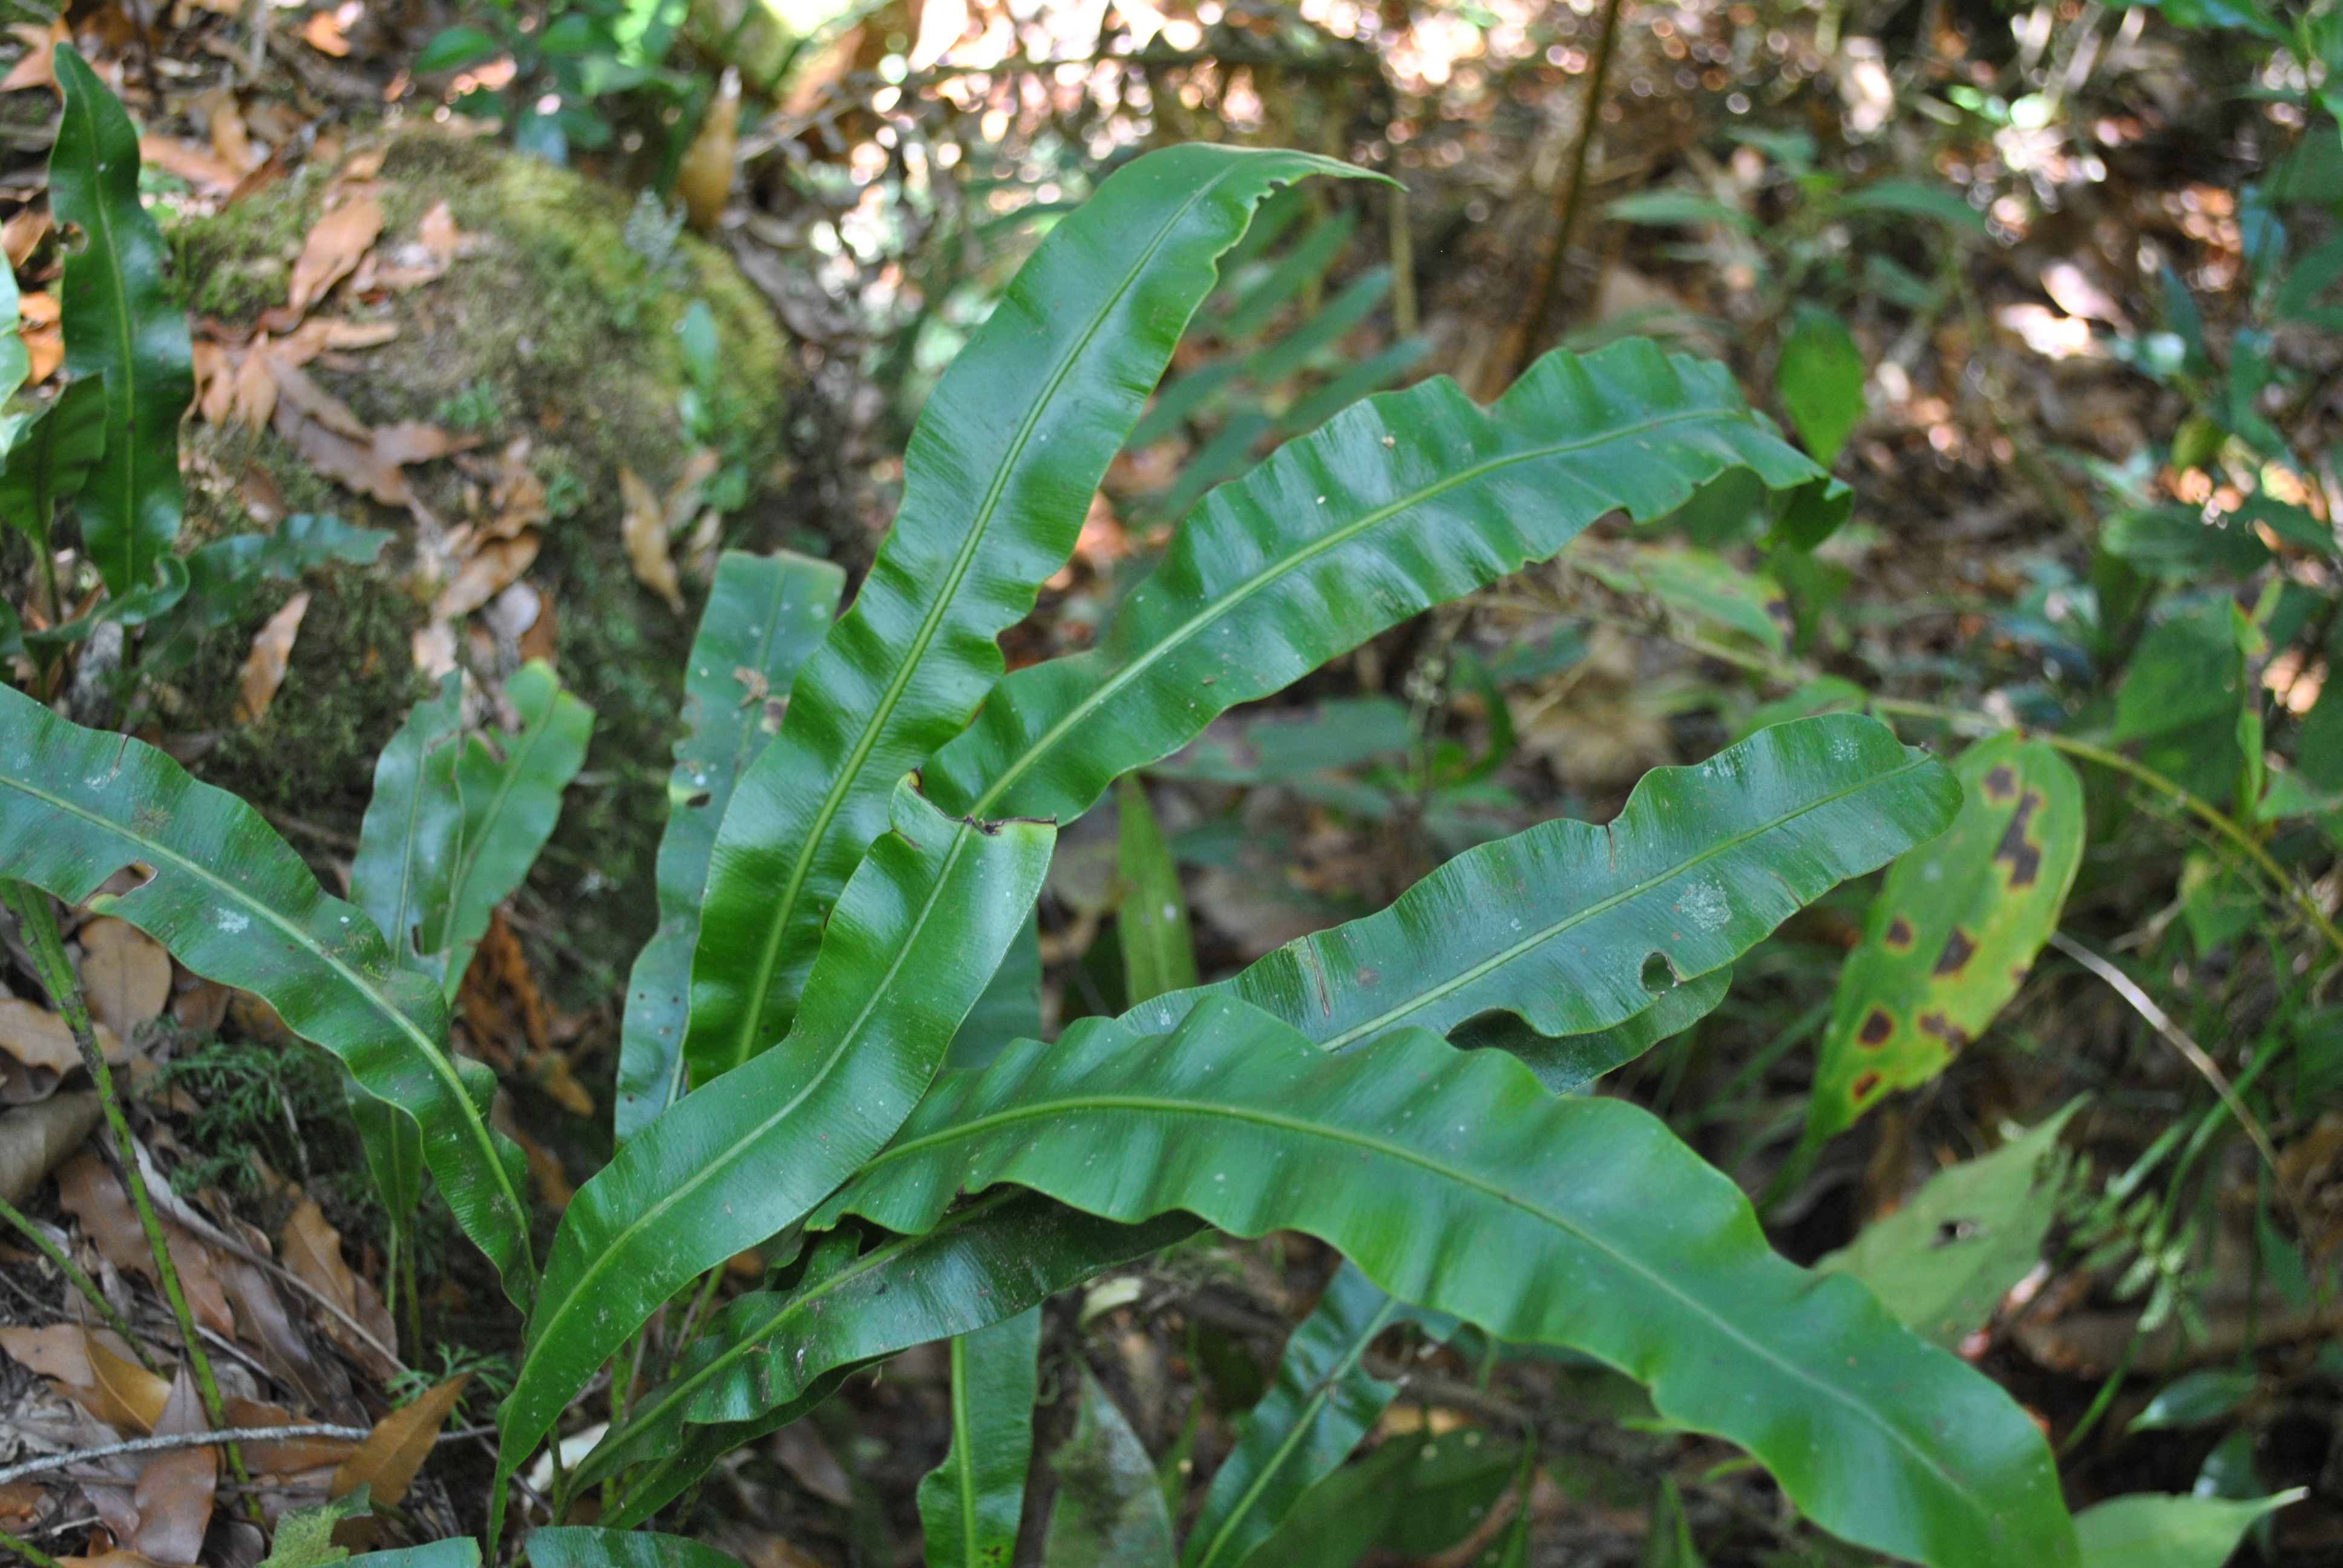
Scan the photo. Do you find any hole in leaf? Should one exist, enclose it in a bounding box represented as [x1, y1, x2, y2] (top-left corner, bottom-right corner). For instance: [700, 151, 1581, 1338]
[1640, 952, 1676, 993]
[681, 791, 713, 810]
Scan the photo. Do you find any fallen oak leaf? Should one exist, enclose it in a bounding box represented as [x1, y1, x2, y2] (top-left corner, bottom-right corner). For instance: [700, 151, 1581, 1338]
[329, 1375, 467, 1507]
[233, 592, 311, 725]
[77, 918, 172, 1039]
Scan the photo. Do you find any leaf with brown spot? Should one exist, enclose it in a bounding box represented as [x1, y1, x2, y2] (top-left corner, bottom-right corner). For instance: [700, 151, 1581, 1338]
[132, 1370, 215, 1566]
[1806, 733, 2083, 1143]
[79, 916, 172, 1037]
[331, 1375, 467, 1506]
[233, 591, 312, 725]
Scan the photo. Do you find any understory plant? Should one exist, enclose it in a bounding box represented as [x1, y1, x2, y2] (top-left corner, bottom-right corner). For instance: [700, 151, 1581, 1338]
[0, 135, 2090, 1567]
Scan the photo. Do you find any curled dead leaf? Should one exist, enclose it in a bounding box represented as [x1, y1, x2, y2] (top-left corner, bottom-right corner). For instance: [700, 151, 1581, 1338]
[278, 194, 383, 322]
[331, 1375, 467, 1506]
[78, 918, 172, 1039]
[434, 533, 540, 622]
[0, 1090, 103, 1206]
[2, 207, 50, 268]
[233, 592, 312, 725]
[620, 466, 683, 612]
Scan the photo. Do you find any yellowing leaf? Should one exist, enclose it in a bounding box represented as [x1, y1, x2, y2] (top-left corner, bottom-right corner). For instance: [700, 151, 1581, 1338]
[234, 591, 312, 725]
[1806, 733, 2084, 1143]
[677, 68, 739, 234]
[332, 1374, 468, 1506]
[620, 466, 683, 612]
[78, 916, 172, 1038]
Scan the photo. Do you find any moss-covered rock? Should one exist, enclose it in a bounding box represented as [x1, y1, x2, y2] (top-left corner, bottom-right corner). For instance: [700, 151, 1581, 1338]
[166, 124, 815, 996]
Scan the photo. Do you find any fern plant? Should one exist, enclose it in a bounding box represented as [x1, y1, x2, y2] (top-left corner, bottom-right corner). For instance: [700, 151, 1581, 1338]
[0, 140, 2083, 1567]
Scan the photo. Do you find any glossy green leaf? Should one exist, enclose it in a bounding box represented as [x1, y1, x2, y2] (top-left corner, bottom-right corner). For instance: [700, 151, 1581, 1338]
[353, 675, 467, 970]
[0, 377, 106, 545]
[528, 1527, 744, 1568]
[1817, 1103, 2076, 1349]
[500, 780, 1054, 1546]
[682, 144, 1364, 1085]
[918, 1306, 1041, 1568]
[1118, 776, 1196, 1007]
[50, 47, 193, 598]
[1775, 307, 1866, 466]
[1236, 1428, 1519, 1568]
[1806, 733, 2083, 1143]
[2101, 505, 2271, 580]
[1452, 967, 1729, 1094]
[0, 683, 534, 1308]
[2127, 1370, 2257, 1434]
[1046, 1369, 1175, 1568]
[1837, 181, 1990, 232]
[1184, 1263, 1404, 1568]
[581, 1192, 1193, 1522]
[343, 1543, 480, 1568]
[824, 997, 2077, 1568]
[1577, 543, 1788, 654]
[1125, 716, 1957, 1057]
[2112, 601, 2246, 805]
[2073, 1491, 2301, 1568]
[948, 916, 1041, 1071]
[0, 244, 27, 414]
[616, 550, 844, 1142]
[925, 340, 1822, 828]
[424, 660, 594, 997]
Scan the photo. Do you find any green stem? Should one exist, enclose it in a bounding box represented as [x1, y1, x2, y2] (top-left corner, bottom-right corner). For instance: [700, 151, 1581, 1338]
[0, 1190, 157, 1371]
[0, 1525, 62, 1568]
[0, 882, 255, 1500]
[2058, 1319, 2145, 1457]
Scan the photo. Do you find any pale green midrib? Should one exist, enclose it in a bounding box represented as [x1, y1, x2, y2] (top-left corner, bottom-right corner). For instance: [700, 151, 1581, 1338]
[965, 399, 1752, 819]
[856, 1090, 1986, 1509]
[1312, 751, 1932, 1050]
[714, 166, 1254, 1076]
[525, 820, 985, 1393]
[1191, 1296, 1397, 1568]
[594, 1191, 1020, 1478]
[0, 767, 529, 1264]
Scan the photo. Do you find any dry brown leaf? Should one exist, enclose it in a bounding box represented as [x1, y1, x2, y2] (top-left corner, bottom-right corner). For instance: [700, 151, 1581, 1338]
[136, 137, 240, 194]
[233, 343, 278, 430]
[215, 1252, 359, 1422]
[281, 195, 382, 320]
[133, 1371, 215, 1567]
[620, 467, 683, 612]
[0, 1479, 41, 1523]
[0, 1090, 103, 1206]
[278, 405, 407, 506]
[232, 592, 310, 726]
[1, 21, 67, 93]
[54, 1549, 160, 1568]
[434, 534, 540, 622]
[264, 356, 369, 440]
[56, 1152, 235, 1338]
[192, 341, 235, 426]
[87, 1333, 172, 1434]
[22, 319, 60, 384]
[331, 1375, 467, 1506]
[416, 201, 477, 268]
[279, 1198, 355, 1316]
[2, 207, 50, 267]
[297, 6, 352, 56]
[226, 1396, 355, 1477]
[0, 1321, 98, 1383]
[664, 447, 723, 531]
[169, 973, 230, 1034]
[79, 918, 172, 1039]
[372, 422, 470, 466]
[21, 290, 58, 328]
[0, 999, 125, 1101]
[772, 1422, 853, 1508]
[677, 68, 739, 234]
[284, 316, 399, 356]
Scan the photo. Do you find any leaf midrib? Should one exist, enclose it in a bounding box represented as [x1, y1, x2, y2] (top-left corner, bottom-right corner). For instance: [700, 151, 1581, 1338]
[966, 398, 1747, 818]
[443, 680, 565, 959]
[712, 162, 1267, 1075]
[0, 765, 530, 1278]
[1310, 748, 1933, 1049]
[854, 1086, 1990, 1516]
[526, 818, 986, 1394]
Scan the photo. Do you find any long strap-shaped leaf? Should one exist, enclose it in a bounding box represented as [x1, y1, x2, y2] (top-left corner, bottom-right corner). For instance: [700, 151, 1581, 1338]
[425, 660, 593, 998]
[530, 1527, 746, 1568]
[681, 144, 1365, 1085]
[922, 341, 1821, 827]
[616, 550, 844, 1143]
[1183, 1263, 1409, 1568]
[498, 779, 1053, 1546]
[1124, 714, 1957, 1053]
[820, 999, 2079, 1568]
[50, 47, 192, 598]
[580, 1192, 1193, 1523]
[917, 1305, 1042, 1568]
[0, 684, 535, 1306]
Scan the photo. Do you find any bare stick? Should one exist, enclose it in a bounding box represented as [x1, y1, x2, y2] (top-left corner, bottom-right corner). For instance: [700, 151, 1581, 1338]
[0, 1424, 500, 1488]
[1510, 0, 1624, 382]
[0, 883, 252, 1497]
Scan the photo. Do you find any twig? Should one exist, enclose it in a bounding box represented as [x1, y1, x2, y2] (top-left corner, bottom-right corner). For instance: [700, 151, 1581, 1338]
[2046, 931, 2285, 1180]
[1510, 0, 1625, 382]
[0, 1195, 157, 1372]
[0, 883, 254, 1503]
[0, 1526, 61, 1568]
[0, 1423, 501, 1488]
